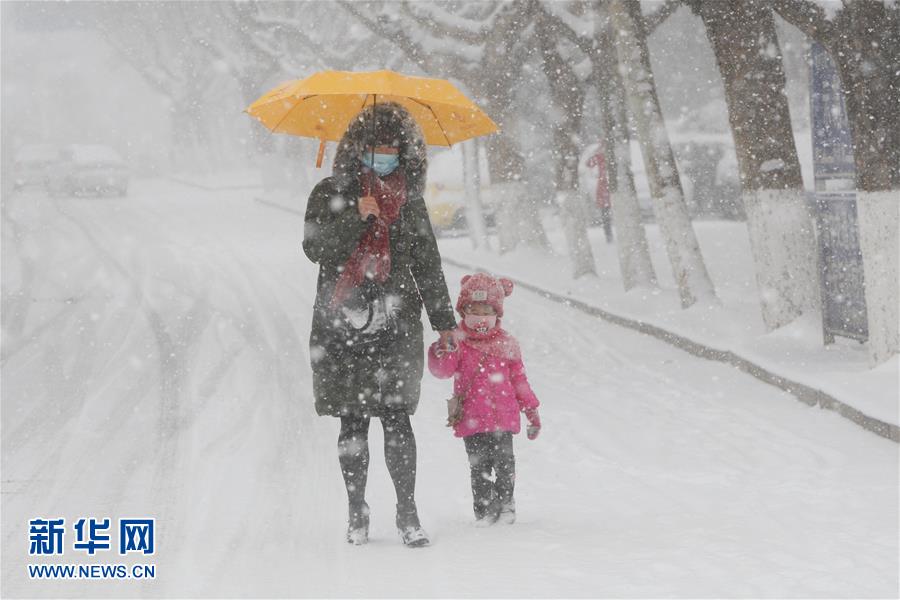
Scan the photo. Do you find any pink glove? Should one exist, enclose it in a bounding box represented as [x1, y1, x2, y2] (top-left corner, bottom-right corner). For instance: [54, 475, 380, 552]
[525, 408, 541, 440]
[434, 330, 458, 356]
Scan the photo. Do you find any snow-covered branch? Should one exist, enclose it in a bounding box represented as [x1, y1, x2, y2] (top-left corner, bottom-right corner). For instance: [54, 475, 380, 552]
[398, 1, 497, 46]
[643, 0, 682, 34]
[769, 0, 838, 46]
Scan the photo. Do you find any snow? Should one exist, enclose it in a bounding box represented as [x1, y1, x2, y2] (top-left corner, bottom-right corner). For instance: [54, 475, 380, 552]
[403, 2, 503, 36]
[439, 212, 899, 430]
[741, 188, 819, 330]
[542, 2, 595, 38]
[855, 190, 900, 364]
[65, 144, 125, 165]
[759, 158, 785, 172]
[809, 0, 843, 20]
[13, 143, 58, 162]
[427, 145, 490, 187]
[2, 179, 897, 597]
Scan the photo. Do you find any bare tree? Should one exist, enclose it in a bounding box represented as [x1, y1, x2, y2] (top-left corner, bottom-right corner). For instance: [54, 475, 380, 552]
[772, 0, 900, 363]
[535, 7, 597, 278]
[539, 0, 659, 289]
[609, 0, 717, 307]
[89, 3, 229, 172]
[462, 139, 490, 250]
[599, 26, 658, 290]
[535, 0, 686, 291]
[688, 0, 819, 330]
[339, 0, 552, 254]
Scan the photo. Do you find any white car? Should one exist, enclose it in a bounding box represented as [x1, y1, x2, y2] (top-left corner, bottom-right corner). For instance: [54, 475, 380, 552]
[12, 143, 59, 191]
[47, 144, 129, 197]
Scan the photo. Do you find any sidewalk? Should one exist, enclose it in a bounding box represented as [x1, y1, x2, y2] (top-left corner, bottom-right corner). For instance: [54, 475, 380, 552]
[167, 168, 263, 191]
[437, 220, 899, 442]
[174, 173, 898, 441]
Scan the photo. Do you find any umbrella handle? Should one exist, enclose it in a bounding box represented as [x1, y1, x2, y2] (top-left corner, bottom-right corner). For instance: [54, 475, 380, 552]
[315, 139, 326, 168]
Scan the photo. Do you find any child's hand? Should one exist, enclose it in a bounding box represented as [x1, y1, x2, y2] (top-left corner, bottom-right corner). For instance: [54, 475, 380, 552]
[438, 330, 457, 353]
[525, 408, 541, 440]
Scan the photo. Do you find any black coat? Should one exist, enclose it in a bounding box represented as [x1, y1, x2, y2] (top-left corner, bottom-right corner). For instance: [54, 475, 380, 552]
[302, 103, 456, 417]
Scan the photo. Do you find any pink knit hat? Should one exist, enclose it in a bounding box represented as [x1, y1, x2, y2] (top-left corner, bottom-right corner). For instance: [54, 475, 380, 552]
[456, 273, 514, 318]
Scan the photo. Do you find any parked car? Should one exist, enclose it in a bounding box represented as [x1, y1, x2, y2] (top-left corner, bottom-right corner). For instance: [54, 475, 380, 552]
[424, 181, 468, 234]
[12, 143, 59, 191]
[423, 146, 498, 236]
[47, 144, 129, 197]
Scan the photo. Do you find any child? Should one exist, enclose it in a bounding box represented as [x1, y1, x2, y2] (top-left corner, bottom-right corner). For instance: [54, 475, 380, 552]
[428, 273, 541, 526]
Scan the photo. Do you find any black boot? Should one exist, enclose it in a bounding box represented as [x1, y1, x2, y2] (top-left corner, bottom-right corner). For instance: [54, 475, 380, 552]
[347, 501, 370, 545]
[396, 504, 429, 547]
[474, 491, 500, 527]
[497, 499, 516, 525]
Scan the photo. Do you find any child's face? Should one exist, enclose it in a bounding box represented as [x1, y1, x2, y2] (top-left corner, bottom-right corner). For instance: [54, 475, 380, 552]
[464, 303, 495, 317]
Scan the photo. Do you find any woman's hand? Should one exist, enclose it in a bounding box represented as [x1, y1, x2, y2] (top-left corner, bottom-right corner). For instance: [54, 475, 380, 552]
[438, 330, 457, 353]
[358, 196, 380, 220]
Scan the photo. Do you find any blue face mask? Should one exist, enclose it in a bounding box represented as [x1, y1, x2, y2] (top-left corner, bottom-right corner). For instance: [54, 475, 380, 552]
[361, 152, 400, 177]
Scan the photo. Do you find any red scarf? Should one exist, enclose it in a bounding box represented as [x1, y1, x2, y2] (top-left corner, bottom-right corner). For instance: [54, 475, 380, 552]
[330, 169, 407, 310]
[457, 321, 521, 361]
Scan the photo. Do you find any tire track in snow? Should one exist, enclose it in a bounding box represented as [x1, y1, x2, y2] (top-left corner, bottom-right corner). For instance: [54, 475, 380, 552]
[31, 196, 214, 596]
[48, 187, 326, 591]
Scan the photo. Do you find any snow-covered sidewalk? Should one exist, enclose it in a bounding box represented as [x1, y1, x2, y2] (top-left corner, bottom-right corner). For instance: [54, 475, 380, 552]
[438, 218, 899, 440]
[2, 180, 897, 597]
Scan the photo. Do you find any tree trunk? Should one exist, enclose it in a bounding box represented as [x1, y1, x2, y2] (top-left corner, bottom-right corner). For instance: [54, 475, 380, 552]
[833, 4, 900, 364]
[479, 4, 551, 256]
[552, 118, 597, 280]
[462, 139, 490, 250]
[484, 127, 549, 254]
[772, 0, 899, 363]
[692, 0, 818, 330]
[596, 25, 657, 290]
[855, 191, 899, 364]
[537, 16, 596, 278]
[609, 0, 716, 307]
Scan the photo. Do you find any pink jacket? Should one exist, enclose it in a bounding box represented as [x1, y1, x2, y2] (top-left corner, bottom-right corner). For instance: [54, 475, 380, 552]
[428, 337, 540, 438]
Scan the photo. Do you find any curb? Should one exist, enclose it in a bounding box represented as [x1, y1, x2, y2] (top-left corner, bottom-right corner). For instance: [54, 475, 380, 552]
[253, 197, 305, 216]
[167, 176, 262, 191]
[442, 256, 899, 443]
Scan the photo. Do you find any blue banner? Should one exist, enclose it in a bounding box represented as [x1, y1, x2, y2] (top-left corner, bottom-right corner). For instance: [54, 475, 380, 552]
[809, 42, 867, 343]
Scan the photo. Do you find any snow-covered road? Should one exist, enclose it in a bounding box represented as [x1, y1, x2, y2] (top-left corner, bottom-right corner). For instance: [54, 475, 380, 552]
[2, 180, 897, 598]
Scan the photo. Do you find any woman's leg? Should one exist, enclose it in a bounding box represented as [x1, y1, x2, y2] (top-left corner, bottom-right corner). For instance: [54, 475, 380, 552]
[338, 415, 371, 518]
[464, 433, 495, 518]
[380, 413, 417, 515]
[381, 413, 429, 546]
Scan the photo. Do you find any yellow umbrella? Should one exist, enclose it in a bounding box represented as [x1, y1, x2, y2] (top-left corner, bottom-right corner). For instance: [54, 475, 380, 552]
[245, 69, 499, 167]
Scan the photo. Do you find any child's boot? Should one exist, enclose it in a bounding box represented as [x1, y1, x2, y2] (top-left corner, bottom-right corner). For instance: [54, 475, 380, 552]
[497, 499, 516, 525]
[474, 493, 500, 527]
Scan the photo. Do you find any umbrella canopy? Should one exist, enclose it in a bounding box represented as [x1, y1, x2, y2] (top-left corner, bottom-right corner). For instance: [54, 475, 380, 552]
[245, 70, 499, 165]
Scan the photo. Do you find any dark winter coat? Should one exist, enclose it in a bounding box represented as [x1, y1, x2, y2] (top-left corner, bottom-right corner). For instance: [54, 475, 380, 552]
[302, 102, 457, 417]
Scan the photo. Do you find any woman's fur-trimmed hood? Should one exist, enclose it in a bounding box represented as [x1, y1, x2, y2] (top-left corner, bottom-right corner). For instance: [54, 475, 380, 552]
[332, 101, 428, 199]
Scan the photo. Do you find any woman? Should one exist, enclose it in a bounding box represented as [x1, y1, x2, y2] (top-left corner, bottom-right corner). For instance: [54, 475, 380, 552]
[302, 102, 456, 548]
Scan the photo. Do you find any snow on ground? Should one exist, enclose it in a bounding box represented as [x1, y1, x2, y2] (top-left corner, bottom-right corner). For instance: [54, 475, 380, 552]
[2, 179, 897, 598]
[440, 213, 899, 429]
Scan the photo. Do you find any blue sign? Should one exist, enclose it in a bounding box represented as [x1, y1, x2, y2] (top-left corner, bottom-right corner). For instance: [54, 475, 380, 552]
[810, 43, 856, 185]
[809, 42, 867, 343]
